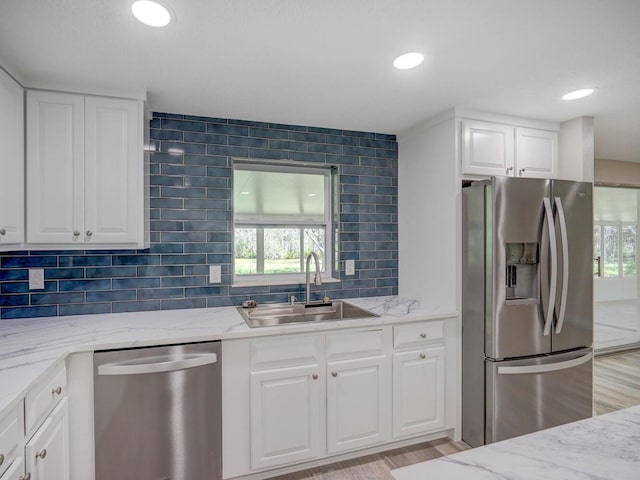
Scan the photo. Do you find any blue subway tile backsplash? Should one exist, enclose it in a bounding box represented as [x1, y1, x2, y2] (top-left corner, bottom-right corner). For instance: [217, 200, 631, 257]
[0, 113, 398, 319]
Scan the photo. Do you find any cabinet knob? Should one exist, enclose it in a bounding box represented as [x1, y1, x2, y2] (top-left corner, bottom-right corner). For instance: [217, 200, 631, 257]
[0, 228, 5, 236]
[0, 453, 4, 465]
[86, 230, 93, 237]
[331, 371, 338, 377]
[419, 353, 426, 359]
[35, 448, 47, 459]
[52, 386, 62, 396]
[519, 168, 526, 176]
[73, 230, 80, 237]
[19, 474, 31, 480]
[505, 166, 514, 174]
[312, 374, 318, 380]
[420, 332, 427, 339]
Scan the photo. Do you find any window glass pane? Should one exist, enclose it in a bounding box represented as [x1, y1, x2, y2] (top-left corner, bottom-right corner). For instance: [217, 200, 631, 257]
[623, 225, 636, 277]
[303, 228, 325, 272]
[234, 228, 257, 274]
[593, 226, 601, 276]
[603, 225, 619, 277]
[264, 228, 301, 274]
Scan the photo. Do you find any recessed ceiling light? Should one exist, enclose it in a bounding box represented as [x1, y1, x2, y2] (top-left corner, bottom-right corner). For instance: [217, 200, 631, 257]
[308, 193, 317, 197]
[393, 52, 424, 70]
[241, 191, 250, 195]
[562, 88, 596, 101]
[131, 1, 172, 27]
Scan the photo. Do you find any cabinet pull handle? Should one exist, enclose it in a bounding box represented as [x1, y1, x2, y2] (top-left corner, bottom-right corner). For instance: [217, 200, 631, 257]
[420, 332, 427, 339]
[0, 453, 4, 465]
[419, 353, 426, 359]
[505, 166, 514, 174]
[519, 168, 526, 175]
[52, 386, 62, 396]
[331, 371, 338, 377]
[312, 374, 318, 380]
[86, 230, 93, 237]
[0, 228, 5, 236]
[19, 474, 31, 480]
[73, 230, 80, 237]
[36, 449, 47, 459]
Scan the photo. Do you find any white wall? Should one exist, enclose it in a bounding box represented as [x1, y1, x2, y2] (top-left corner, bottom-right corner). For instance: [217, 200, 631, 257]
[558, 116, 594, 182]
[398, 114, 458, 312]
[595, 158, 640, 186]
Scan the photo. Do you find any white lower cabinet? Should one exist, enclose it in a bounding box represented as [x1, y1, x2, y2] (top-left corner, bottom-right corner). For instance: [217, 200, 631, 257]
[326, 355, 389, 453]
[250, 364, 324, 470]
[0, 457, 24, 480]
[24, 398, 69, 480]
[392, 347, 445, 438]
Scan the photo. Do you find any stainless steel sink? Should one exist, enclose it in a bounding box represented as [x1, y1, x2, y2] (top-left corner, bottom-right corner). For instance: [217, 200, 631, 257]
[237, 301, 379, 327]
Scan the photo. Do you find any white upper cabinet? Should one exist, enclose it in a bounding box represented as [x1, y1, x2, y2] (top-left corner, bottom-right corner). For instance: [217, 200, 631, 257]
[461, 118, 557, 178]
[26, 90, 144, 248]
[0, 69, 24, 249]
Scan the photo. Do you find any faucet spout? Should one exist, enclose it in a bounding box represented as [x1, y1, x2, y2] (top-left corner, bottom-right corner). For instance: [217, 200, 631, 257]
[305, 252, 322, 305]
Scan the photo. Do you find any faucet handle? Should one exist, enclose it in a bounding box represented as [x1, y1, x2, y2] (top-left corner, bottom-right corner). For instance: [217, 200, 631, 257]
[290, 295, 298, 305]
[314, 273, 322, 286]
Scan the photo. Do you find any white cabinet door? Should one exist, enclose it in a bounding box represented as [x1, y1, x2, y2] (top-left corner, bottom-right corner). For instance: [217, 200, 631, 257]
[392, 347, 445, 439]
[0, 69, 24, 248]
[326, 355, 390, 454]
[461, 119, 514, 176]
[26, 91, 84, 244]
[515, 127, 557, 178]
[250, 365, 324, 470]
[0, 457, 24, 480]
[25, 398, 69, 480]
[85, 97, 141, 244]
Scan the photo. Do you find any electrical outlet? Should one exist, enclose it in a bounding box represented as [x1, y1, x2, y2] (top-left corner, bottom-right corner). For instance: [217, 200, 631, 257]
[29, 269, 45, 290]
[345, 259, 355, 276]
[209, 265, 222, 284]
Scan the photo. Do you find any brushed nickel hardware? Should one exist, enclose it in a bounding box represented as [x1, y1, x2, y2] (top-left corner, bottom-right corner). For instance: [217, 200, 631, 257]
[420, 332, 427, 338]
[0, 454, 4, 465]
[73, 230, 80, 236]
[505, 166, 514, 174]
[52, 386, 62, 395]
[331, 371, 338, 377]
[419, 353, 426, 359]
[312, 373, 318, 380]
[19, 474, 31, 480]
[35, 448, 47, 459]
[0, 228, 5, 235]
[519, 168, 526, 175]
[86, 230, 93, 237]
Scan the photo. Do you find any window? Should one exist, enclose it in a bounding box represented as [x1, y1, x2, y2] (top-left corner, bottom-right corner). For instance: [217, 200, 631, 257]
[594, 223, 637, 278]
[233, 161, 336, 283]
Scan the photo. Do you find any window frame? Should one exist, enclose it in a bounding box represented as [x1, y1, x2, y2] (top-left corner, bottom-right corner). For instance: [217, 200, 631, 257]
[594, 221, 638, 279]
[232, 160, 336, 285]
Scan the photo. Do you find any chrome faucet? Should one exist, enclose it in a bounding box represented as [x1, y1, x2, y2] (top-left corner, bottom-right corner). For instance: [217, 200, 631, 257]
[305, 252, 322, 305]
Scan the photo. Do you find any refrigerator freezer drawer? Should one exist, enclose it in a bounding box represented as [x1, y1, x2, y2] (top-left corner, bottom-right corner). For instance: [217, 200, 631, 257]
[485, 348, 593, 445]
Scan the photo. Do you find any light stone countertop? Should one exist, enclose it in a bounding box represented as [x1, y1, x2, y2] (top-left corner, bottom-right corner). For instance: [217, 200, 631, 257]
[392, 404, 640, 480]
[0, 295, 457, 415]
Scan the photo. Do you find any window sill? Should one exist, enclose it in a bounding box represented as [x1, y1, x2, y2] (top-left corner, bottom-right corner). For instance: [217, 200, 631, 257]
[232, 276, 341, 288]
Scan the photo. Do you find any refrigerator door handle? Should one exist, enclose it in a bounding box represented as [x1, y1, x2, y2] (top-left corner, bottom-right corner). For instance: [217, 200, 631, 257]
[543, 197, 557, 336]
[497, 352, 592, 375]
[554, 197, 570, 334]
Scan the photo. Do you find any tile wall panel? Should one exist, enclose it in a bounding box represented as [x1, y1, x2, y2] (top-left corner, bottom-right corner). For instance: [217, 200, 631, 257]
[0, 113, 398, 319]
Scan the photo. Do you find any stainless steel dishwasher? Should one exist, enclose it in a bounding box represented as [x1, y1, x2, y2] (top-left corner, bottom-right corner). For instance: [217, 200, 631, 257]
[94, 341, 221, 480]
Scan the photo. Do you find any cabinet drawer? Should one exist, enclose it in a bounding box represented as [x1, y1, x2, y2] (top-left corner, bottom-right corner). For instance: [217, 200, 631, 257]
[25, 364, 66, 433]
[0, 456, 24, 480]
[0, 403, 23, 478]
[394, 320, 444, 349]
[326, 328, 387, 361]
[251, 334, 322, 370]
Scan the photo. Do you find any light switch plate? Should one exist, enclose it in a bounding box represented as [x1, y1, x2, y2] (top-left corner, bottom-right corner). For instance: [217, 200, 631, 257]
[209, 265, 222, 284]
[29, 269, 45, 290]
[345, 259, 355, 276]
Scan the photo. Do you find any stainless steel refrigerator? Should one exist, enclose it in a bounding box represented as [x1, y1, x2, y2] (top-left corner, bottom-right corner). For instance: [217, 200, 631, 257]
[462, 176, 593, 448]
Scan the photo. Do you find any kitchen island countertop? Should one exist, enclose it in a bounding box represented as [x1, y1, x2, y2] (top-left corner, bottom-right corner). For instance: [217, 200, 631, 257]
[392, 404, 640, 480]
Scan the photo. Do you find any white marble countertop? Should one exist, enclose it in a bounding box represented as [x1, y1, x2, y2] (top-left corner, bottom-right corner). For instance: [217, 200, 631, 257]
[0, 295, 456, 415]
[392, 405, 640, 480]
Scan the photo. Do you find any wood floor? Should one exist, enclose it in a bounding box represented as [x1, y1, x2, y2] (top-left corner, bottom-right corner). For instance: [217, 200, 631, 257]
[269, 349, 640, 480]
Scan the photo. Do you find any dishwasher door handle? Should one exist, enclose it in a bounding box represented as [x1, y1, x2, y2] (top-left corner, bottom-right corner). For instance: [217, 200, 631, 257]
[98, 353, 218, 376]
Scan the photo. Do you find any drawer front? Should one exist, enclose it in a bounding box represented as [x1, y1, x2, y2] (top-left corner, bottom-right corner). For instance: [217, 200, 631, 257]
[25, 364, 66, 433]
[0, 456, 24, 480]
[326, 328, 388, 361]
[394, 320, 444, 350]
[251, 334, 322, 370]
[0, 402, 23, 477]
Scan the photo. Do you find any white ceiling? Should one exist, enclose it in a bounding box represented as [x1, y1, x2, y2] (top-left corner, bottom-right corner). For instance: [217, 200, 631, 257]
[1, 0, 639, 162]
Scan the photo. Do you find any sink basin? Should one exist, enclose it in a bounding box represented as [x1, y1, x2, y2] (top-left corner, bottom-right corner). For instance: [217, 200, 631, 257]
[237, 301, 379, 327]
